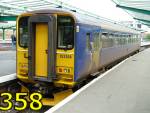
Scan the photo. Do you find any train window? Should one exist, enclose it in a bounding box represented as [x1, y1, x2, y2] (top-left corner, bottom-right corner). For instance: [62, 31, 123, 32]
[86, 33, 91, 50]
[93, 32, 100, 49]
[102, 32, 108, 48]
[126, 38, 128, 44]
[110, 38, 114, 47]
[57, 16, 74, 49]
[18, 17, 29, 48]
[102, 32, 108, 37]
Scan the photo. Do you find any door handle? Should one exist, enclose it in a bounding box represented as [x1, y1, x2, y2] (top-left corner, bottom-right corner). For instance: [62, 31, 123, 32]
[24, 53, 28, 58]
[24, 53, 31, 60]
[45, 50, 48, 54]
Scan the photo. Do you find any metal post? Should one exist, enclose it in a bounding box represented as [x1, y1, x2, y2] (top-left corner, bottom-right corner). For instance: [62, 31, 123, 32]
[13, 29, 15, 35]
[2, 28, 5, 40]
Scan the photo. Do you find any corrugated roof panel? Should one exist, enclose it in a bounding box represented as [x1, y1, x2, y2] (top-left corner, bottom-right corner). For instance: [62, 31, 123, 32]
[112, 0, 150, 26]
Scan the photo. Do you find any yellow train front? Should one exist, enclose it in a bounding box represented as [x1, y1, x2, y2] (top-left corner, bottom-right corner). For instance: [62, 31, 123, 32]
[17, 10, 76, 106]
[17, 9, 140, 106]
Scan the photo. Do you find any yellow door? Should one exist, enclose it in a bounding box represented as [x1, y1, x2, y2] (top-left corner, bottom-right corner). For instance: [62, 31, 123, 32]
[35, 23, 48, 77]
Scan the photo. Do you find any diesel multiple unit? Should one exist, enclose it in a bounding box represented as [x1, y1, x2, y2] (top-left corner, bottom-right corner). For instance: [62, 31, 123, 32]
[17, 9, 141, 106]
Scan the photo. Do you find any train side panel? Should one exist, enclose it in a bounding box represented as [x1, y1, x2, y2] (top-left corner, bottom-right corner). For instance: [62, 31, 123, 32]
[74, 24, 141, 81]
[74, 23, 101, 81]
[100, 44, 140, 67]
[100, 36, 140, 67]
[74, 23, 92, 81]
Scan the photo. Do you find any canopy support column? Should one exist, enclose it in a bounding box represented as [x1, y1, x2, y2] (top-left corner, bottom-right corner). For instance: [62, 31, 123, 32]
[2, 28, 5, 40]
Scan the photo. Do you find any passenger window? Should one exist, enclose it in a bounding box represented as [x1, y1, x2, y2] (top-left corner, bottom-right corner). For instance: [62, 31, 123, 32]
[86, 33, 91, 51]
[93, 33, 96, 49]
[93, 33, 99, 49]
[102, 32, 108, 48]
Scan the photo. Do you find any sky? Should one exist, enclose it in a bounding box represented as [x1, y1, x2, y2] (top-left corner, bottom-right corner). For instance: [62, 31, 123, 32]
[60, 0, 134, 21]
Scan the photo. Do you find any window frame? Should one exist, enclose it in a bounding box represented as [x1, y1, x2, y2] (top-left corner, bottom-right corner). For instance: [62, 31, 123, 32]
[57, 15, 75, 50]
[86, 33, 91, 51]
[18, 16, 29, 48]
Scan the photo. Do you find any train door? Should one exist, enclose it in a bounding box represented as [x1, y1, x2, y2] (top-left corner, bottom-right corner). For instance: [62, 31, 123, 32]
[87, 32, 100, 73]
[28, 15, 57, 82]
[35, 23, 48, 77]
[91, 32, 100, 71]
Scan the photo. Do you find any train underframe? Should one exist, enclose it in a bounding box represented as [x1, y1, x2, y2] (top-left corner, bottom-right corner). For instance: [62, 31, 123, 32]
[15, 80, 73, 106]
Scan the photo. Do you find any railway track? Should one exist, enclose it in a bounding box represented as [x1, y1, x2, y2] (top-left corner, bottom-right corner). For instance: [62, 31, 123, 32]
[0, 80, 50, 113]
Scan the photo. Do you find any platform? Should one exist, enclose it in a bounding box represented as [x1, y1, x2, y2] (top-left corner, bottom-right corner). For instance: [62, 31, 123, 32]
[0, 51, 16, 77]
[141, 41, 150, 47]
[48, 48, 150, 113]
[0, 39, 15, 51]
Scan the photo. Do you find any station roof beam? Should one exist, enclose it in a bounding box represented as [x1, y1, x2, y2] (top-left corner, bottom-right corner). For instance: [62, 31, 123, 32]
[0, 16, 17, 21]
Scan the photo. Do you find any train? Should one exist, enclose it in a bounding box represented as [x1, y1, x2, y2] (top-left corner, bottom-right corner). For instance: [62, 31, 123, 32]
[16, 9, 141, 106]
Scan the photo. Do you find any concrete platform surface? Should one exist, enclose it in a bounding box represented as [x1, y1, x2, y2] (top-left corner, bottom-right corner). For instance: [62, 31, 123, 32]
[50, 48, 150, 113]
[0, 51, 16, 76]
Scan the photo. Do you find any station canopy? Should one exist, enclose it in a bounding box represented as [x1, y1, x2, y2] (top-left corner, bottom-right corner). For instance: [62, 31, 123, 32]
[0, 0, 145, 30]
[112, 0, 150, 26]
[0, 0, 85, 31]
[0, 0, 71, 16]
[0, 0, 102, 29]
[0, 0, 99, 18]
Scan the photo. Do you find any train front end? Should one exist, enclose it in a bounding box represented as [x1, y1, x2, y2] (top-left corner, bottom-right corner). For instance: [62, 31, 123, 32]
[17, 11, 75, 106]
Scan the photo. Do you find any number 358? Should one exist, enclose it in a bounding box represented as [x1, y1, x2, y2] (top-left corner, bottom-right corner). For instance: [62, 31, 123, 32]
[0, 93, 42, 111]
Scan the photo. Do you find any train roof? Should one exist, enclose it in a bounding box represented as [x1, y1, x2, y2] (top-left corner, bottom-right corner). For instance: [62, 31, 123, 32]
[25, 8, 141, 34]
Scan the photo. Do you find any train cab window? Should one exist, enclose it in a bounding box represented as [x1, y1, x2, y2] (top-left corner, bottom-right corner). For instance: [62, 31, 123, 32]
[57, 16, 74, 49]
[18, 17, 29, 48]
